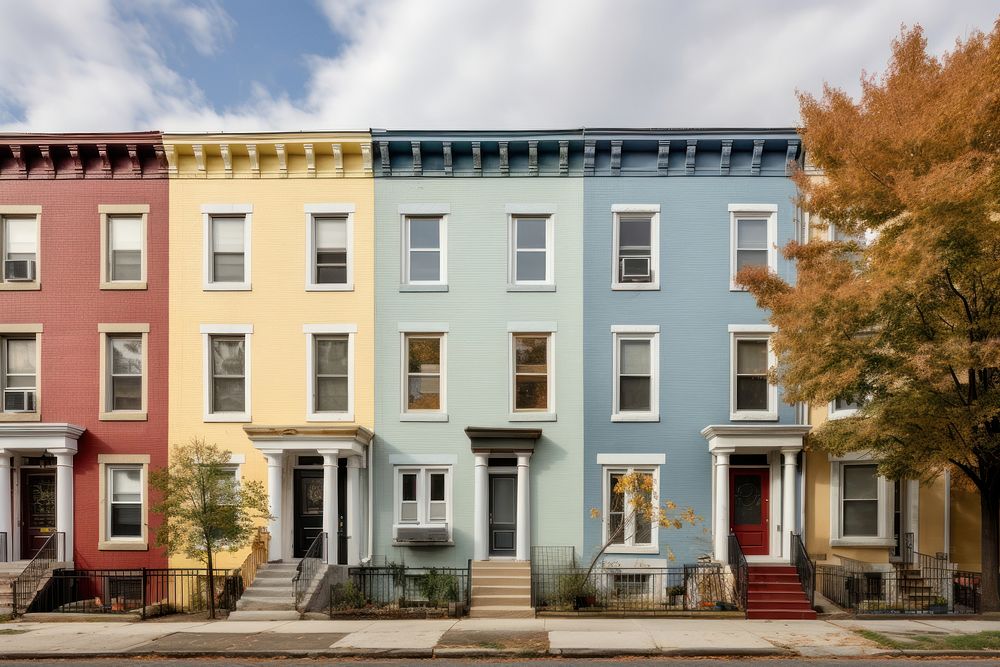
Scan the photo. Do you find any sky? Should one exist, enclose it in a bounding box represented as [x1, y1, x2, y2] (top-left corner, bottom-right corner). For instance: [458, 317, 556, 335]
[0, 0, 996, 132]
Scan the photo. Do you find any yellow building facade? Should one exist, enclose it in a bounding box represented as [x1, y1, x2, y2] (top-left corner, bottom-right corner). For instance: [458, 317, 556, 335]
[165, 133, 374, 568]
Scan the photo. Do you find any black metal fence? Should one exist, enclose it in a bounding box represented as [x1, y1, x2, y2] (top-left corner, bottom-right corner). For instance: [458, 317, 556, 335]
[23, 568, 243, 618]
[330, 563, 472, 617]
[816, 562, 981, 615]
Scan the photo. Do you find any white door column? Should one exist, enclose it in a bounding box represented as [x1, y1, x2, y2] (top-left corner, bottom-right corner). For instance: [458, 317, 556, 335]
[782, 450, 798, 558]
[714, 452, 730, 562]
[473, 454, 488, 561]
[0, 451, 11, 562]
[346, 457, 361, 566]
[264, 451, 283, 561]
[53, 450, 75, 562]
[321, 451, 339, 565]
[516, 453, 530, 561]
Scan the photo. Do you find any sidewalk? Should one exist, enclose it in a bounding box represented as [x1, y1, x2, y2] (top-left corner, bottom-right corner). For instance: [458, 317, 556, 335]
[2, 616, 1000, 658]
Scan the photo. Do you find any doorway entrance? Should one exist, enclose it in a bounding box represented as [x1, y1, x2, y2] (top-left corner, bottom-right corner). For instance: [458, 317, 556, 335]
[730, 468, 769, 556]
[292, 469, 323, 558]
[488, 474, 517, 556]
[20, 470, 56, 559]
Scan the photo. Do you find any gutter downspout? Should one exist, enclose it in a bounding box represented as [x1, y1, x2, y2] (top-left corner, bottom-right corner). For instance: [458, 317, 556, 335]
[363, 437, 374, 564]
[944, 468, 951, 560]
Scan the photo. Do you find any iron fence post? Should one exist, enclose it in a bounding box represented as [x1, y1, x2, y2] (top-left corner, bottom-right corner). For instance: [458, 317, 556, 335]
[141, 568, 148, 620]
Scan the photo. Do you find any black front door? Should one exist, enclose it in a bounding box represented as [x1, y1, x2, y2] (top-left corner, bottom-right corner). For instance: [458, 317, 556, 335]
[21, 470, 56, 559]
[489, 474, 517, 556]
[293, 469, 324, 558]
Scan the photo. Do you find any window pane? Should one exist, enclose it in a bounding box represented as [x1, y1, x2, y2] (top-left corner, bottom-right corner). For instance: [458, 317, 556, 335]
[430, 473, 445, 502]
[428, 501, 446, 522]
[112, 376, 142, 411]
[316, 377, 348, 412]
[111, 337, 142, 375]
[400, 502, 418, 521]
[5, 218, 36, 255]
[316, 265, 347, 284]
[6, 339, 35, 374]
[619, 217, 651, 249]
[110, 217, 142, 250]
[619, 377, 651, 411]
[212, 218, 244, 252]
[634, 513, 652, 544]
[316, 337, 348, 375]
[609, 473, 624, 511]
[620, 339, 650, 375]
[408, 251, 440, 281]
[515, 251, 546, 281]
[843, 500, 879, 536]
[515, 375, 547, 410]
[111, 505, 142, 537]
[401, 473, 417, 501]
[515, 218, 546, 249]
[736, 249, 768, 271]
[736, 377, 768, 411]
[737, 219, 767, 248]
[315, 217, 347, 248]
[408, 376, 440, 409]
[736, 340, 767, 374]
[407, 337, 440, 373]
[212, 378, 245, 412]
[408, 219, 440, 249]
[112, 250, 142, 281]
[843, 465, 878, 500]
[514, 336, 547, 373]
[733, 473, 763, 524]
[213, 253, 244, 282]
[609, 512, 624, 544]
[835, 396, 859, 411]
[111, 468, 142, 502]
[212, 339, 244, 376]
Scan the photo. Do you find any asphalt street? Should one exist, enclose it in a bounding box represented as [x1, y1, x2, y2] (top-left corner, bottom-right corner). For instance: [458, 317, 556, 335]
[0, 660, 997, 666]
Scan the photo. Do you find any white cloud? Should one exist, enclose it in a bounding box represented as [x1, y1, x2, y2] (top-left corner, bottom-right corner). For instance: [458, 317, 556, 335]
[0, 0, 995, 132]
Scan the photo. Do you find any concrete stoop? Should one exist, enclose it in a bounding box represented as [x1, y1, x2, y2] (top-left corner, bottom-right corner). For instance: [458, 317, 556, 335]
[469, 560, 533, 618]
[229, 560, 299, 619]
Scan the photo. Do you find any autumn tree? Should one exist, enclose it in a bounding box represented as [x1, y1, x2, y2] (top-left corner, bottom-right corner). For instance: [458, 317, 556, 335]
[738, 22, 1000, 608]
[150, 438, 271, 618]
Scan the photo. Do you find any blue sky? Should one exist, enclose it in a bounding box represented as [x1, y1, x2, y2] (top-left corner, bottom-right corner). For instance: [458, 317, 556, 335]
[0, 0, 996, 132]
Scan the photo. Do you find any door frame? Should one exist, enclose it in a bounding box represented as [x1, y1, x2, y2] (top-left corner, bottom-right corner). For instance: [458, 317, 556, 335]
[488, 472, 517, 558]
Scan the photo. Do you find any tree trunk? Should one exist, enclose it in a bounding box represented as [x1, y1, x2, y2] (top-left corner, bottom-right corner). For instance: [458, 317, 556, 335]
[206, 545, 217, 620]
[980, 487, 1000, 612]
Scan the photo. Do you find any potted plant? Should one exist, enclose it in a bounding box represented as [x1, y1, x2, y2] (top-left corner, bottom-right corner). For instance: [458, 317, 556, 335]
[928, 597, 949, 614]
[666, 585, 685, 607]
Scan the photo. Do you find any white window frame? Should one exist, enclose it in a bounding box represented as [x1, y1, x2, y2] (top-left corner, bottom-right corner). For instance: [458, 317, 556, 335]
[304, 204, 354, 291]
[202, 204, 252, 291]
[0, 324, 41, 422]
[99, 455, 149, 550]
[399, 324, 448, 422]
[729, 204, 777, 291]
[201, 324, 252, 422]
[401, 210, 448, 287]
[98, 323, 149, 421]
[303, 324, 356, 422]
[829, 454, 895, 547]
[612, 205, 660, 290]
[99, 204, 148, 290]
[829, 397, 861, 420]
[611, 325, 659, 422]
[729, 324, 778, 421]
[508, 212, 555, 289]
[599, 456, 663, 554]
[0, 207, 41, 291]
[508, 322, 557, 422]
[393, 465, 452, 532]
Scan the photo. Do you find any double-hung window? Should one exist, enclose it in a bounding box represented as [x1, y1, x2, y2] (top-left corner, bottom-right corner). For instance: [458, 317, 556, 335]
[100, 205, 148, 288]
[202, 205, 252, 290]
[395, 466, 451, 527]
[99, 324, 149, 420]
[830, 457, 893, 546]
[402, 332, 446, 419]
[403, 216, 446, 285]
[830, 395, 861, 419]
[202, 324, 252, 422]
[306, 205, 354, 290]
[108, 465, 143, 539]
[612, 206, 659, 289]
[1, 335, 37, 414]
[730, 326, 777, 420]
[612, 326, 659, 421]
[729, 204, 777, 290]
[1, 212, 39, 287]
[305, 324, 355, 421]
[509, 215, 553, 288]
[602, 464, 658, 552]
[510, 330, 555, 419]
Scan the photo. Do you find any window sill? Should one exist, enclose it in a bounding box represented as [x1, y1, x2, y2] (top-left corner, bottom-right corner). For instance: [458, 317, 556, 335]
[612, 283, 660, 291]
[306, 412, 355, 423]
[204, 413, 251, 423]
[829, 410, 859, 420]
[101, 281, 147, 290]
[203, 283, 251, 291]
[730, 412, 778, 422]
[829, 538, 897, 548]
[0, 282, 40, 291]
[604, 545, 659, 555]
[400, 284, 449, 292]
[611, 413, 660, 423]
[392, 540, 455, 547]
[729, 286, 749, 292]
[509, 412, 557, 422]
[507, 284, 556, 292]
[0, 412, 40, 422]
[306, 283, 355, 292]
[100, 411, 148, 422]
[400, 413, 449, 422]
[99, 540, 149, 551]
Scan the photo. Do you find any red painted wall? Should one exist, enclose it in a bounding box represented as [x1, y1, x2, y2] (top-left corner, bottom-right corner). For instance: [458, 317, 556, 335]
[0, 139, 168, 568]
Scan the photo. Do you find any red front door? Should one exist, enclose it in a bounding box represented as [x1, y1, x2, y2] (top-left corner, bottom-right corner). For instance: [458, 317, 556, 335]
[730, 468, 769, 556]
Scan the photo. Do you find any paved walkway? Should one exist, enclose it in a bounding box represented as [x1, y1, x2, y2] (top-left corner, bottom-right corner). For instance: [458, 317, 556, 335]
[0, 617, 998, 658]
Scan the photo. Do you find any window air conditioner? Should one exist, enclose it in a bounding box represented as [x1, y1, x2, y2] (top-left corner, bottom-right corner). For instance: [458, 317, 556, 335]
[4, 259, 35, 282]
[4, 390, 36, 413]
[620, 256, 651, 282]
[394, 524, 450, 543]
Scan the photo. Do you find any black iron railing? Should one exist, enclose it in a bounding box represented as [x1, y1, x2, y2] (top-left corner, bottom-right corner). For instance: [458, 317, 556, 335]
[0, 531, 7, 562]
[791, 532, 815, 607]
[19, 568, 237, 617]
[333, 563, 471, 616]
[293, 531, 326, 609]
[728, 534, 748, 613]
[12, 531, 63, 615]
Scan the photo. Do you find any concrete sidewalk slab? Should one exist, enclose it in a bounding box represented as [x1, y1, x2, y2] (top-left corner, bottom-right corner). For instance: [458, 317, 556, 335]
[131, 631, 349, 652]
[453, 618, 544, 632]
[331, 626, 452, 649]
[267, 620, 374, 633]
[548, 630, 657, 651]
[173, 620, 293, 633]
[649, 629, 773, 650]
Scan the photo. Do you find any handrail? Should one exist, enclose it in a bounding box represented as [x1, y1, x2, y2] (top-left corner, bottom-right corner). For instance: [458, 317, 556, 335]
[727, 533, 748, 613]
[235, 527, 270, 590]
[791, 532, 815, 607]
[12, 532, 63, 615]
[293, 532, 326, 609]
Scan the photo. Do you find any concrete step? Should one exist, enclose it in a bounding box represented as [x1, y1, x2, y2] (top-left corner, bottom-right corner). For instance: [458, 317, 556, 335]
[471, 594, 531, 607]
[749, 590, 810, 602]
[254, 569, 296, 580]
[227, 610, 301, 621]
[235, 599, 297, 611]
[239, 587, 294, 598]
[472, 568, 530, 578]
[749, 583, 804, 593]
[470, 605, 534, 619]
[249, 578, 294, 589]
[472, 585, 530, 596]
[748, 599, 813, 610]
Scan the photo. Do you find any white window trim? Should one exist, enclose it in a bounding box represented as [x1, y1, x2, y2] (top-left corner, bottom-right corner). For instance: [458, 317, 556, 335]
[0, 325, 42, 422]
[602, 463, 660, 554]
[304, 324, 356, 422]
[202, 204, 252, 291]
[508, 330, 556, 422]
[0, 207, 42, 291]
[729, 204, 777, 291]
[201, 324, 252, 422]
[98, 454, 150, 551]
[829, 400, 860, 420]
[305, 204, 355, 292]
[611, 325, 659, 422]
[99, 204, 149, 290]
[829, 455, 896, 547]
[508, 212, 555, 290]
[98, 323, 150, 421]
[393, 465, 453, 535]
[729, 327, 778, 421]
[401, 215, 448, 286]
[611, 205, 660, 291]
[400, 331, 448, 422]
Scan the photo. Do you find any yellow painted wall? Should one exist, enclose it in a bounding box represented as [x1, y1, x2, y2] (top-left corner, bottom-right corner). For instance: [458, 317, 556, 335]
[165, 134, 373, 568]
